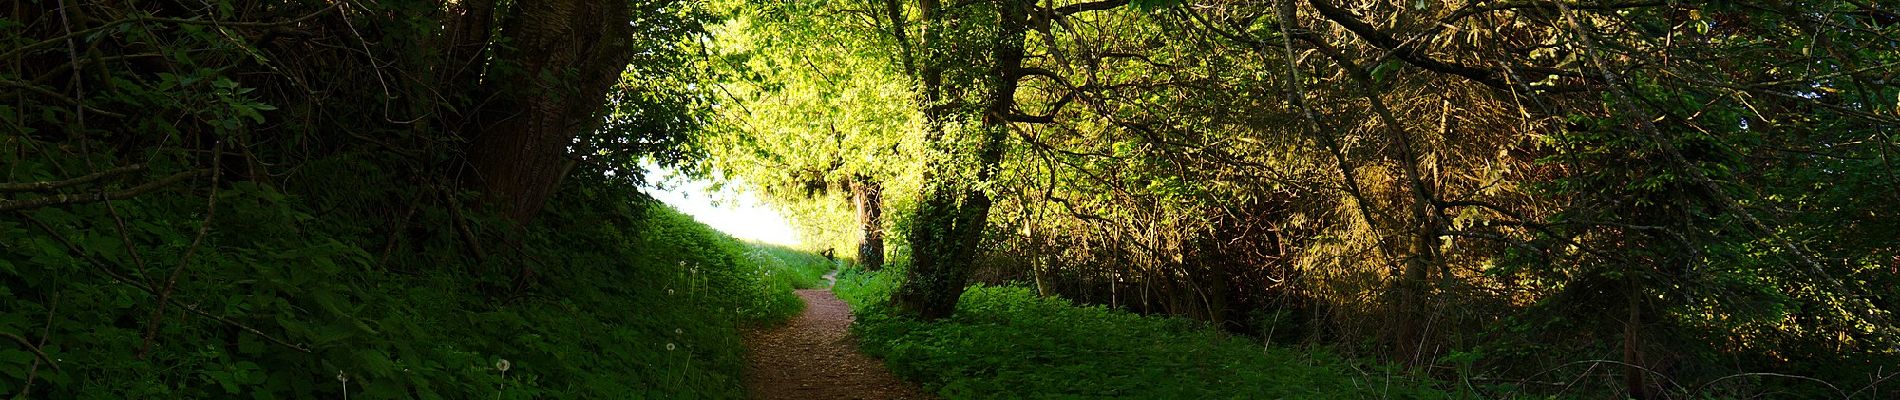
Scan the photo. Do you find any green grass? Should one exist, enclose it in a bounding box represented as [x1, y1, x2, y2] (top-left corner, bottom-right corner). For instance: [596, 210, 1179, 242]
[0, 155, 818, 398]
[832, 268, 1458, 399]
[743, 242, 837, 291]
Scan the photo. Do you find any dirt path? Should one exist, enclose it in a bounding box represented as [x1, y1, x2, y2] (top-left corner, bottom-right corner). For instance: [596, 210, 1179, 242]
[743, 277, 931, 400]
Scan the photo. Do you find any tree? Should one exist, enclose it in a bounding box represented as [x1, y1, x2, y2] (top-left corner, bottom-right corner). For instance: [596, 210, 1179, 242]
[702, 0, 916, 259]
[450, 0, 650, 223]
[876, 0, 1035, 319]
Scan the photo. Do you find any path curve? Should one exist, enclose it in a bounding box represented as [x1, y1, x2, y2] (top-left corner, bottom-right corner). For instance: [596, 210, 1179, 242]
[744, 283, 931, 400]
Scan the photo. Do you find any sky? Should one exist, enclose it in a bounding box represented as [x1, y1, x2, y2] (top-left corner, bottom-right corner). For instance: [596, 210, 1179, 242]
[640, 167, 802, 246]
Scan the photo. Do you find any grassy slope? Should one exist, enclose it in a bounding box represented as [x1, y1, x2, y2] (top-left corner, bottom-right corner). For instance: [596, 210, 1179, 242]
[0, 158, 814, 398]
[742, 243, 837, 291]
[832, 268, 1458, 399]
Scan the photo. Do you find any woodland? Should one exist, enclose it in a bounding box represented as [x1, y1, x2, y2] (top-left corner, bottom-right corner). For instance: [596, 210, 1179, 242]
[2, 0, 1898, 399]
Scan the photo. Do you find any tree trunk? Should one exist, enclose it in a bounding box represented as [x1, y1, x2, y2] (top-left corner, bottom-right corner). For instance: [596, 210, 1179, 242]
[462, 0, 635, 223]
[892, 0, 1029, 320]
[851, 177, 886, 270]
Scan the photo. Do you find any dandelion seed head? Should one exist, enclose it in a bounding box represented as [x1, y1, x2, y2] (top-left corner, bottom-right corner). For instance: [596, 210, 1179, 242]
[496, 359, 511, 372]
[337, 371, 348, 383]
[666, 343, 676, 351]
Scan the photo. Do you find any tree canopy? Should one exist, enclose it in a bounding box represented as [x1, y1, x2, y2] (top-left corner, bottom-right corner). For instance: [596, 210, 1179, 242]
[3, 0, 1896, 398]
[703, 0, 1900, 396]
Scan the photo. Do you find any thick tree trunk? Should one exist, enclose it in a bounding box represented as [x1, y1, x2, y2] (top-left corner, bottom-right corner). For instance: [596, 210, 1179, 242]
[896, 186, 991, 319]
[893, 0, 1029, 320]
[462, 0, 635, 223]
[851, 177, 886, 270]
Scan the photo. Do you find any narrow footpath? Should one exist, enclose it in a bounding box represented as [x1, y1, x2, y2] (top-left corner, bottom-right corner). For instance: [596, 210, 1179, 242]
[743, 273, 931, 400]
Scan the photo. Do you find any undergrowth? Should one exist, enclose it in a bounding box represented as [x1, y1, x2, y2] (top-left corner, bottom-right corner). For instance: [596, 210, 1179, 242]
[832, 267, 1460, 399]
[1, 152, 812, 398]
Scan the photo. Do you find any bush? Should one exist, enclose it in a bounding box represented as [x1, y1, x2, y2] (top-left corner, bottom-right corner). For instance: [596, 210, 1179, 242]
[832, 268, 1456, 399]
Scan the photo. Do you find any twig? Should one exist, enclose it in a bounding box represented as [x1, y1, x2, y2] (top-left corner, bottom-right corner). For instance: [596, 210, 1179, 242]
[0, 332, 59, 373]
[18, 292, 58, 397]
[137, 2, 342, 28]
[0, 19, 135, 61]
[1531, 358, 1688, 395]
[1847, 367, 1895, 400]
[103, 190, 155, 283]
[137, 142, 222, 359]
[0, 3, 342, 60]
[444, 189, 487, 261]
[0, 80, 128, 119]
[175, 302, 311, 353]
[21, 210, 311, 354]
[0, 163, 146, 192]
[1693, 372, 1846, 399]
[0, 169, 208, 211]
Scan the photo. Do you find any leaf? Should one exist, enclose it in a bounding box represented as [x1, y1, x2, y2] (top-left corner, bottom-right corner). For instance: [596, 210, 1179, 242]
[1370, 59, 1402, 84]
[0, 350, 34, 379]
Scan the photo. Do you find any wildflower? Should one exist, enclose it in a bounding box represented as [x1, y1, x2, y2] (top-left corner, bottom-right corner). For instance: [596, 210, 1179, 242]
[337, 371, 348, 383]
[666, 343, 676, 351]
[674, 328, 683, 335]
[667, 288, 675, 296]
[496, 359, 511, 372]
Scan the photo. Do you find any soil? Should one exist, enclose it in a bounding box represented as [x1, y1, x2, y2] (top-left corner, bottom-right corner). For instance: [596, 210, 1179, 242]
[743, 282, 932, 400]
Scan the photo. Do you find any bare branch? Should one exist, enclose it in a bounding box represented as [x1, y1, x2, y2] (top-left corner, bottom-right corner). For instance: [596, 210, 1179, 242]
[0, 169, 208, 212]
[0, 79, 129, 119]
[1304, 0, 1594, 90]
[0, 332, 60, 373]
[1054, 0, 1129, 17]
[0, 163, 147, 192]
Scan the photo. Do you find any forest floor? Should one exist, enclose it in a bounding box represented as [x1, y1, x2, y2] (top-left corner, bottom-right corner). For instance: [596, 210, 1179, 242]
[743, 271, 932, 399]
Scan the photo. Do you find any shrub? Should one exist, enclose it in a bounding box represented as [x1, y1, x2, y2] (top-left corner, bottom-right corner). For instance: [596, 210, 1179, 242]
[833, 268, 1457, 399]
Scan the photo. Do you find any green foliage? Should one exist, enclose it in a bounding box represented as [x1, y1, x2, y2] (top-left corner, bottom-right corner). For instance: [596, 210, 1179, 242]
[697, 0, 921, 253]
[1, 0, 793, 398]
[833, 268, 1455, 399]
[588, 0, 717, 174]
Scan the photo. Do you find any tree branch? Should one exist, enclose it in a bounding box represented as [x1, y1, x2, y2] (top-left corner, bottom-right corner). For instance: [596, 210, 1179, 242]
[137, 2, 342, 28]
[0, 79, 129, 119]
[0, 169, 208, 211]
[1304, 0, 1595, 90]
[1, 332, 60, 373]
[1054, 0, 1128, 17]
[0, 163, 147, 192]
